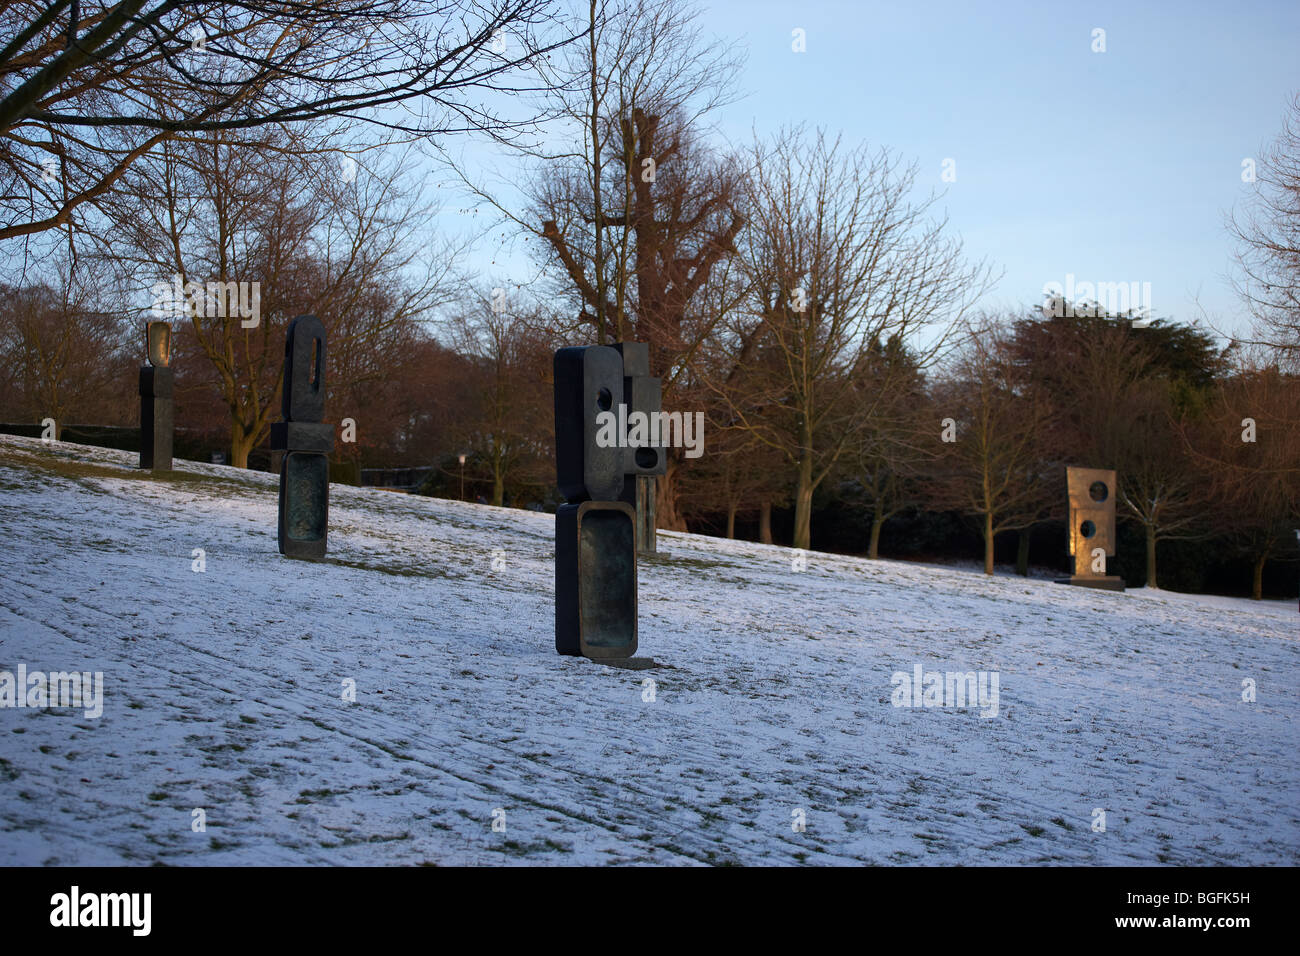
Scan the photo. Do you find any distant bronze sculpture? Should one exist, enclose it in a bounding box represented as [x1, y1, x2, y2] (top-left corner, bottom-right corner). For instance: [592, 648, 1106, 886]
[1056, 466, 1125, 591]
[553, 342, 666, 658]
[271, 315, 333, 560]
[138, 321, 173, 471]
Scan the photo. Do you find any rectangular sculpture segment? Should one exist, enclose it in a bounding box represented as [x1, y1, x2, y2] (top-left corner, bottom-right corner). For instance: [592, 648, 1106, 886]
[1056, 465, 1125, 591]
[555, 500, 638, 657]
[614, 342, 666, 552]
[554, 345, 626, 502]
[274, 315, 333, 560]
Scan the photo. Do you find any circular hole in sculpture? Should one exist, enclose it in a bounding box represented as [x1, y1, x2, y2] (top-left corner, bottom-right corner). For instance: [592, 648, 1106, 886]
[1080, 520, 1097, 538]
[635, 447, 658, 469]
[596, 387, 613, 412]
[1088, 481, 1108, 503]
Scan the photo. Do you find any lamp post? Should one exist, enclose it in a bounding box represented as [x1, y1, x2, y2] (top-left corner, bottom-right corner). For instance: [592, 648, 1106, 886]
[458, 453, 466, 501]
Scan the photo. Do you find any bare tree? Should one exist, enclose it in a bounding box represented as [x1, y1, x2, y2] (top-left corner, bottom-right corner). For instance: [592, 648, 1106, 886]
[676, 353, 788, 540]
[444, 288, 555, 506]
[843, 337, 934, 559]
[1228, 93, 1300, 368]
[926, 320, 1055, 576]
[106, 128, 453, 466]
[1114, 382, 1208, 588]
[0, 1, 576, 244]
[711, 129, 993, 551]
[0, 255, 131, 434]
[1195, 353, 1300, 599]
[451, 0, 746, 532]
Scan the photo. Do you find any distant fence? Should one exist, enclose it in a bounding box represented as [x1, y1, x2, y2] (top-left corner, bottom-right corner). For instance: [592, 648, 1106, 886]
[361, 466, 433, 493]
[0, 423, 268, 470]
[1, 422, 140, 452]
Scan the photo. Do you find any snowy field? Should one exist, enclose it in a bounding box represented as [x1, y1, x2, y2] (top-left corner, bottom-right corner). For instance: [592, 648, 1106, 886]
[0, 433, 1296, 866]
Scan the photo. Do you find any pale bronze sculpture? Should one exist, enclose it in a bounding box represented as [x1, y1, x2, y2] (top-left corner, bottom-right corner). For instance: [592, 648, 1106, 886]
[1056, 466, 1125, 591]
[138, 321, 173, 471]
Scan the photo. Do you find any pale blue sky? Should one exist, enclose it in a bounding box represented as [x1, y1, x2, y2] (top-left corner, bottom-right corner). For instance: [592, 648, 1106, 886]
[692, 0, 1300, 337]
[443, 0, 1299, 341]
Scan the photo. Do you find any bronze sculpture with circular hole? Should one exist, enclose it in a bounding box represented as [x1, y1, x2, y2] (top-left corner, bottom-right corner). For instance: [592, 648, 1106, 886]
[1055, 466, 1125, 591]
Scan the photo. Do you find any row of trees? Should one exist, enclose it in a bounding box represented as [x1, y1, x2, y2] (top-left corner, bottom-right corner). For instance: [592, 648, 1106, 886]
[0, 0, 568, 469]
[676, 305, 1300, 599]
[1, 0, 1296, 596]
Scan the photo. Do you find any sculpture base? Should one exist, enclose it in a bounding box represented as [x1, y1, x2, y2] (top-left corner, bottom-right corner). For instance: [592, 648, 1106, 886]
[138, 366, 173, 472]
[1055, 576, 1126, 592]
[593, 656, 661, 670]
[277, 451, 329, 560]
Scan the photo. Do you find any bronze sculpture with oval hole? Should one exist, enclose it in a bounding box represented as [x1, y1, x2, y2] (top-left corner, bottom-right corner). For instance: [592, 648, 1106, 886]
[1055, 466, 1125, 591]
[271, 316, 334, 560]
[554, 342, 666, 658]
[138, 321, 173, 471]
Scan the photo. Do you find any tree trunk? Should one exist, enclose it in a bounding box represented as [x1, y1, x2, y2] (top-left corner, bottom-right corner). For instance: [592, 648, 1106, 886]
[654, 456, 688, 532]
[636, 475, 657, 552]
[983, 511, 995, 575]
[1145, 526, 1158, 589]
[492, 470, 504, 507]
[792, 454, 814, 551]
[1015, 529, 1030, 577]
[868, 516, 883, 559]
[759, 499, 773, 544]
[726, 500, 737, 539]
[230, 421, 255, 469]
[1252, 553, 1267, 600]
[587, 0, 606, 344]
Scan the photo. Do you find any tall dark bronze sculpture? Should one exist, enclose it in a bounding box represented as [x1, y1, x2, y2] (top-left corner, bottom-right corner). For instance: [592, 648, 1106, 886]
[139, 322, 173, 471]
[554, 342, 666, 658]
[272, 315, 333, 560]
[1055, 466, 1125, 591]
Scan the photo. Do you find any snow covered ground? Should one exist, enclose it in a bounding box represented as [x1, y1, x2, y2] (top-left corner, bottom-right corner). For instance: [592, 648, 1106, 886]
[0, 433, 1296, 865]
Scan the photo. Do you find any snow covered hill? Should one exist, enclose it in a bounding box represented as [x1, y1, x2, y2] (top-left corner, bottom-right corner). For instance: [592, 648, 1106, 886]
[0, 434, 1296, 865]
